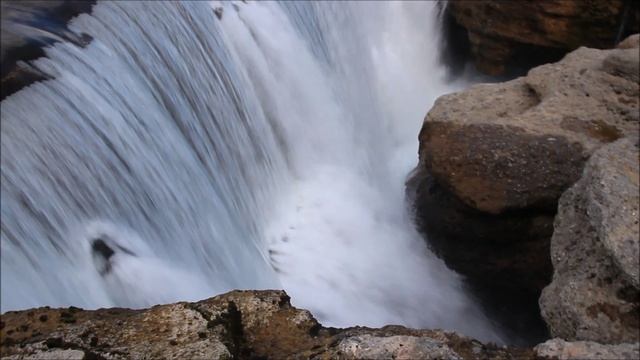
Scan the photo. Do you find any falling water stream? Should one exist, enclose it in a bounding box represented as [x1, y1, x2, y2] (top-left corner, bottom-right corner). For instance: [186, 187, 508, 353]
[1, 1, 506, 343]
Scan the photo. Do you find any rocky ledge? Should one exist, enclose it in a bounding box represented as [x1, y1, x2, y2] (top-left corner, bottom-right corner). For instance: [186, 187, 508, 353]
[409, 34, 639, 350]
[0, 290, 536, 360]
[446, 0, 639, 75]
[2, 290, 638, 359]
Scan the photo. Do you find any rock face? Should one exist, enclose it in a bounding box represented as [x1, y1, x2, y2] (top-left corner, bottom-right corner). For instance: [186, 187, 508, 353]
[410, 35, 639, 342]
[539, 139, 640, 343]
[0, 290, 535, 360]
[446, 0, 640, 75]
[0, 0, 95, 100]
[535, 338, 640, 360]
[419, 44, 638, 216]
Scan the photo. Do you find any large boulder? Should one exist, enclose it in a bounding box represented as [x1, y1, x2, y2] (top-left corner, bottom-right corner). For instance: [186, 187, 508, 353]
[539, 138, 640, 343]
[410, 36, 639, 341]
[419, 45, 638, 216]
[0, 290, 535, 360]
[446, 0, 640, 75]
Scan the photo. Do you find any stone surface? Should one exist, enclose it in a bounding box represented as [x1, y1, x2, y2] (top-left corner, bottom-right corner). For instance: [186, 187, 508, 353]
[0, 1, 95, 100]
[447, 0, 640, 75]
[0, 290, 535, 360]
[617, 33, 640, 49]
[535, 338, 640, 360]
[419, 44, 639, 216]
[539, 139, 640, 343]
[407, 169, 553, 344]
[336, 335, 462, 360]
[410, 37, 639, 344]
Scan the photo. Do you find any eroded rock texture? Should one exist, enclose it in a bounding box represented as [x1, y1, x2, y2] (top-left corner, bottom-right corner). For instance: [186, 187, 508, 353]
[446, 0, 640, 75]
[0, 290, 534, 360]
[535, 338, 640, 360]
[539, 139, 640, 343]
[410, 35, 639, 341]
[0, 0, 95, 99]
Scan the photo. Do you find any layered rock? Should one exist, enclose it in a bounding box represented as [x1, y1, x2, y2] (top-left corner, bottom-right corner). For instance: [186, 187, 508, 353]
[539, 139, 640, 343]
[0, 290, 534, 360]
[410, 35, 639, 341]
[446, 0, 640, 75]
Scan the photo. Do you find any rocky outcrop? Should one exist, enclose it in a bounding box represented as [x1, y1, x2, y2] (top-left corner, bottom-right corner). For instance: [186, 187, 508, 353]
[419, 44, 638, 216]
[617, 33, 640, 49]
[539, 139, 640, 343]
[535, 338, 640, 360]
[0, 290, 535, 360]
[410, 35, 639, 342]
[0, 0, 95, 100]
[446, 0, 639, 75]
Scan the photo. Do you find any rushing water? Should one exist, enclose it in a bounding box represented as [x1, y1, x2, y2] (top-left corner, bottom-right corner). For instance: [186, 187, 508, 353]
[1, 1, 506, 343]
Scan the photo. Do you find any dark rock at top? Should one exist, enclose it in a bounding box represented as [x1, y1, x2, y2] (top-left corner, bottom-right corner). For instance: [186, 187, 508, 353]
[446, 0, 639, 76]
[1, 0, 95, 100]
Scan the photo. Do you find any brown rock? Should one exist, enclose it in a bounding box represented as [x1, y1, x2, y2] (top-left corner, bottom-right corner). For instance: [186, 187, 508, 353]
[0, 290, 535, 360]
[420, 120, 586, 215]
[447, 0, 639, 75]
[539, 139, 640, 343]
[408, 169, 553, 343]
[410, 41, 639, 343]
[419, 45, 638, 215]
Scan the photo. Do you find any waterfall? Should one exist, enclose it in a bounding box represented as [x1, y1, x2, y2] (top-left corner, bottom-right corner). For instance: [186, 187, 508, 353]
[1, 1, 505, 343]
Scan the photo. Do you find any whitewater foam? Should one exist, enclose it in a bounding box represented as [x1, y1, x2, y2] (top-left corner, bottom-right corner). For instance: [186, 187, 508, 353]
[1, 0, 504, 343]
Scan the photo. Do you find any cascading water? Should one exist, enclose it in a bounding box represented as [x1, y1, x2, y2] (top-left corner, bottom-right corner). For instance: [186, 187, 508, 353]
[2, 1, 506, 343]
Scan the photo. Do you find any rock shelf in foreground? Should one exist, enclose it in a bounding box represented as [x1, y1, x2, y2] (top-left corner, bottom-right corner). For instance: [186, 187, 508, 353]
[1, 290, 531, 360]
[2, 289, 638, 359]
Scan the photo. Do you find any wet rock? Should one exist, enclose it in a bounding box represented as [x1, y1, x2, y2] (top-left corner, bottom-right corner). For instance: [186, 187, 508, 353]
[408, 169, 553, 345]
[446, 0, 639, 75]
[213, 7, 223, 20]
[539, 139, 640, 343]
[0, 290, 534, 360]
[90, 237, 136, 276]
[535, 338, 640, 360]
[0, 0, 96, 100]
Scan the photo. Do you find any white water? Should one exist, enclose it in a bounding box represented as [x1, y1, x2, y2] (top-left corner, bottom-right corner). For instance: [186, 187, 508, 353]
[1, 1, 504, 342]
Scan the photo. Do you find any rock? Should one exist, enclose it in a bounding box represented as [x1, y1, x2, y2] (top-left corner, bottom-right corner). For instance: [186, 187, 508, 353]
[446, 0, 640, 75]
[535, 338, 640, 360]
[602, 47, 640, 83]
[410, 40, 639, 342]
[420, 45, 638, 216]
[335, 335, 462, 360]
[0, 290, 535, 360]
[0, 0, 95, 100]
[617, 33, 640, 49]
[539, 139, 640, 343]
[407, 169, 553, 344]
[2, 349, 86, 360]
[213, 7, 223, 20]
